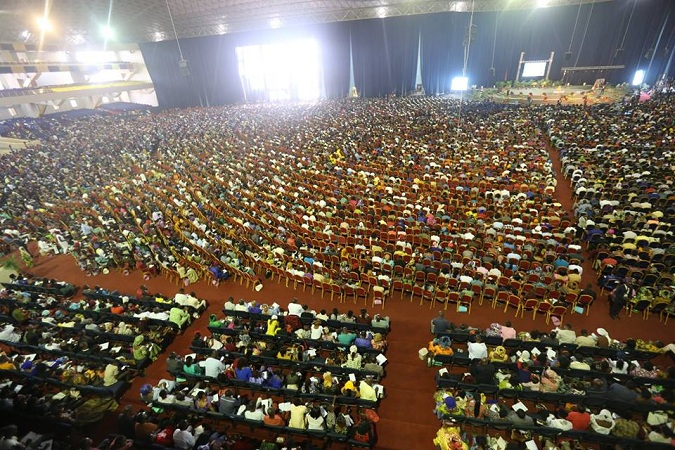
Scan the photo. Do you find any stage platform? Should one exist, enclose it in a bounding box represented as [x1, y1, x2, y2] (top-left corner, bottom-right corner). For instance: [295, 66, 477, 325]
[480, 85, 627, 105]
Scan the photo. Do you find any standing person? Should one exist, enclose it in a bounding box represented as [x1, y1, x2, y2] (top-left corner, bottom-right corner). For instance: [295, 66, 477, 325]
[609, 279, 633, 319]
[431, 311, 450, 334]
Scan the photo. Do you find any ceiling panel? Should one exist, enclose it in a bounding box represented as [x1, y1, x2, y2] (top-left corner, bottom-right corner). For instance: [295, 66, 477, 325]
[0, 0, 613, 46]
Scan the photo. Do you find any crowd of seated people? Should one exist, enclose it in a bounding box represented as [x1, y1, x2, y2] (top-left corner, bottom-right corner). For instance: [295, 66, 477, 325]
[0, 373, 120, 429]
[543, 96, 674, 320]
[118, 405, 351, 450]
[0, 97, 628, 320]
[425, 316, 675, 449]
[0, 90, 673, 450]
[0, 275, 204, 410]
[141, 370, 378, 445]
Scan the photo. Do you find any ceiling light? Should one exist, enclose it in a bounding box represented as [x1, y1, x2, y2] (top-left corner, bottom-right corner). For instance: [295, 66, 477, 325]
[536, 0, 550, 7]
[37, 17, 52, 31]
[376, 7, 387, 18]
[101, 25, 115, 40]
[269, 18, 282, 29]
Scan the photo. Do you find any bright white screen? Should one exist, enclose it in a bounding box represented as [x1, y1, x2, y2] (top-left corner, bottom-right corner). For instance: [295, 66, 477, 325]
[236, 39, 321, 101]
[631, 70, 645, 86]
[522, 61, 547, 78]
[451, 76, 469, 91]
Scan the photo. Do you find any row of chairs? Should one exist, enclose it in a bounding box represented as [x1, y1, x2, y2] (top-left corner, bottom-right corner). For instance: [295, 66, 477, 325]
[168, 368, 379, 410]
[220, 309, 389, 336]
[152, 401, 372, 449]
[440, 413, 673, 450]
[207, 326, 385, 357]
[188, 346, 383, 380]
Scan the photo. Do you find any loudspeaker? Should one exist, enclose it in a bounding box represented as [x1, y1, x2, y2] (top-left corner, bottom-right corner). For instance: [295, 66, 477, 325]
[488, 67, 496, 77]
[178, 59, 191, 76]
[644, 48, 654, 59]
[614, 48, 624, 59]
[564, 52, 572, 61]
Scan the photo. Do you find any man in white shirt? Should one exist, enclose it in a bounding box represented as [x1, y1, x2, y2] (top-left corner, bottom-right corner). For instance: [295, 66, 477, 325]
[467, 336, 488, 361]
[287, 298, 305, 316]
[174, 289, 189, 306]
[546, 409, 573, 430]
[203, 352, 226, 378]
[172, 421, 195, 450]
[223, 297, 236, 311]
[184, 291, 206, 310]
[234, 300, 249, 312]
[243, 403, 265, 421]
[555, 324, 577, 344]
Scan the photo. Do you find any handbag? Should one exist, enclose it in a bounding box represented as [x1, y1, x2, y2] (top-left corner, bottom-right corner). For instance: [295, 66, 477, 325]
[363, 408, 380, 423]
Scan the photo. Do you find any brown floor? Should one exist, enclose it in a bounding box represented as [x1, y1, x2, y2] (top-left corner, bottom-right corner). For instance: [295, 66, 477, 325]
[17, 142, 674, 450]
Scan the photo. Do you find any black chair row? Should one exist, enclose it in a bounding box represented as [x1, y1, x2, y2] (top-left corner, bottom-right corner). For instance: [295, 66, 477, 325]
[0, 368, 126, 398]
[0, 296, 181, 332]
[168, 368, 379, 409]
[434, 332, 660, 362]
[82, 290, 201, 314]
[0, 337, 137, 368]
[222, 309, 389, 336]
[432, 354, 675, 389]
[435, 378, 675, 414]
[207, 326, 385, 356]
[188, 346, 385, 380]
[440, 413, 673, 450]
[2, 282, 73, 297]
[152, 401, 373, 448]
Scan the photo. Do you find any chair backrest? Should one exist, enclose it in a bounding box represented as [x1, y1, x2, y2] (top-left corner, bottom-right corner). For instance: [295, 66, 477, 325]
[551, 305, 567, 315]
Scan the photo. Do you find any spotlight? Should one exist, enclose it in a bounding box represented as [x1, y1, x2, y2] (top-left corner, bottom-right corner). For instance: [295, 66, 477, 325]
[451, 76, 469, 91]
[178, 59, 191, 77]
[101, 25, 115, 40]
[564, 52, 572, 61]
[269, 18, 282, 29]
[36, 17, 52, 31]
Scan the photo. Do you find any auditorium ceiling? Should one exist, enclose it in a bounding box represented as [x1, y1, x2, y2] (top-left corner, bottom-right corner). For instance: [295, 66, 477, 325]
[0, 0, 613, 45]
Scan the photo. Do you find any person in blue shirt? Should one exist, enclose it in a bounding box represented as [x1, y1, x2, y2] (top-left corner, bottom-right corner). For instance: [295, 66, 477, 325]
[265, 369, 283, 389]
[235, 359, 253, 381]
[354, 331, 372, 348]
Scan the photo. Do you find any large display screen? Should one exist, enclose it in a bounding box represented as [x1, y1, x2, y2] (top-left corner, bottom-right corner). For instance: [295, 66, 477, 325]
[521, 61, 547, 78]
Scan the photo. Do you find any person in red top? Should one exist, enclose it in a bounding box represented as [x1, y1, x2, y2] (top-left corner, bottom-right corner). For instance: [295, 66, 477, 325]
[567, 405, 591, 430]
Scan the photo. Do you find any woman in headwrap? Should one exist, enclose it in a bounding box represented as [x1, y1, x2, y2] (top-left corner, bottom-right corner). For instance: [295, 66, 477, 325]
[540, 368, 561, 393]
[116, 322, 133, 335]
[371, 333, 387, 351]
[208, 313, 222, 328]
[590, 408, 616, 434]
[133, 335, 149, 364]
[433, 425, 469, 450]
[489, 346, 509, 363]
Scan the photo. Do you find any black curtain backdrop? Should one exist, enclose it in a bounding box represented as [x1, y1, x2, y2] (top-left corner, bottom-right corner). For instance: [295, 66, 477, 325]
[140, 0, 675, 108]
